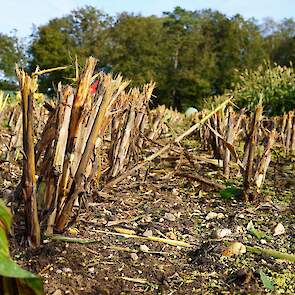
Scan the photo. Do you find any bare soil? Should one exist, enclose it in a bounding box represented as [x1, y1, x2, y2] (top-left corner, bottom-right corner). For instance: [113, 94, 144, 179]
[1, 139, 294, 295]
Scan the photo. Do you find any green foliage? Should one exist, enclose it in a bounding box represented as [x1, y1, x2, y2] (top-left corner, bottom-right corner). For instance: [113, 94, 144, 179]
[29, 6, 111, 93]
[28, 6, 269, 108]
[107, 13, 168, 89]
[29, 16, 76, 93]
[0, 80, 18, 91]
[0, 200, 44, 294]
[219, 186, 242, 200]
[161, 8, 216, 109]
[234, 63, 295, 115]
[0, 33, 24, 78]
[262, 18, 295, 66]
[199, 12, 267, 93]
[2, 6, 294, 110]
[259, 269, 274, 291]
[246, 221, 266, 240]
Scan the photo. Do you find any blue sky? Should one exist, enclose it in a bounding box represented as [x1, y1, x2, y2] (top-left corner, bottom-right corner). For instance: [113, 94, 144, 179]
[1, 0, 294, 37]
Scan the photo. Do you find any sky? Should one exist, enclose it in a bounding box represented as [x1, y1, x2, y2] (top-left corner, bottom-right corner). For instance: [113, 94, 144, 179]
[0, 0, 294, 38]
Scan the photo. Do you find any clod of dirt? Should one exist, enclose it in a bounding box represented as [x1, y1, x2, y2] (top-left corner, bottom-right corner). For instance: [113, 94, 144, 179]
[188, 242, 221, 272]
[231, 268, 254, 286]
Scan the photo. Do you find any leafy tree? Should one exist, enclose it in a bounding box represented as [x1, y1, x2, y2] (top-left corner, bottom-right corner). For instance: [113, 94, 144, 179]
[160, 8, 266, 109]
[106, 12, 169, 104]
[161, 7, 216, 109]
[27, 5, 294, 111]
[29, 16, 78, 92]
[68, 6, 113, 61]
[199, 11, 267, 94]
[0, 33, 24, 90]
[262, 18, 295, 66]
[29, 6, 111, 93]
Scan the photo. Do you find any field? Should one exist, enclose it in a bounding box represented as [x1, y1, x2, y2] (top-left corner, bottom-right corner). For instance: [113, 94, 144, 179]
[0, 59, 294, 295]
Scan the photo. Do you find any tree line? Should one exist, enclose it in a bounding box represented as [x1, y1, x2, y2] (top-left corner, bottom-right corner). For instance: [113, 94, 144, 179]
[0, 6, 294, 110]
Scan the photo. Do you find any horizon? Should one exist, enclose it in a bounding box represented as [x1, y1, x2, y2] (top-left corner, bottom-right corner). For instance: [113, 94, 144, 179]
[0, 0, 295, 38]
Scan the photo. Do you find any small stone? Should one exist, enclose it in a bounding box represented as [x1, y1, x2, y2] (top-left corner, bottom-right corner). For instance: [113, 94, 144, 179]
[52, 290, 63, 295]
[217, 213, 225, 219]
[56, 269, 62, 274]
[205, 212, 218, 220]
[143, 230, 153, 237]
[159, 218, 164, 222]
[214, 228, 232, 238]
[273, 223, 285, 236]
[139, 245, 150, 252]
[62, 268, 72, 273]
[260, 239, 267, 244]
[145, 216, 152, 223]
[164, 213, 176, 222]
[88, 267, 95, 274]
[130, 253, 139, 261]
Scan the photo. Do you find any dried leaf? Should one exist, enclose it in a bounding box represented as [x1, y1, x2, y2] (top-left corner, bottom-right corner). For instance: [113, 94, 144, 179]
[120, 277, 148, 284]
[222, 242, 246, 256]
[67, 228, 79, 235]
